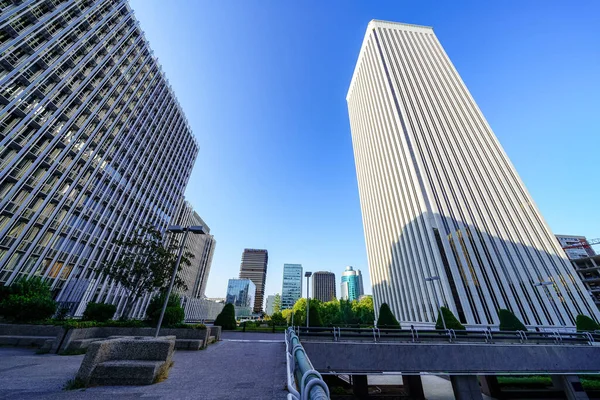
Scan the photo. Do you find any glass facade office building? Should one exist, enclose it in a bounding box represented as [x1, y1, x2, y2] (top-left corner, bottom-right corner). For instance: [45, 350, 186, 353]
[281, 263, 302, 310]
[226, 278, 255, 317]
[0, 0, 197, 317]
[347, 20, 600, 327]
[340, 266, 363, 301]
[239, 248, 268, 313]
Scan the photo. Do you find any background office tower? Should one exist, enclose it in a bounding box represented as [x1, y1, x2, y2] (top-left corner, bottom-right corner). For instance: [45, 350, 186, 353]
[340, 266, 363, 301]
[239, 249, 268, 313]
[347, 20, 600, 328]
[312, 271, 336, 302]
[0, 0, 198, 317]
[556, 235, 596, 260]
[225, 278, 256, 318]
[265, 294, 275, 315]
[281, 263, 302, 310]
[172, 200, 216, 298]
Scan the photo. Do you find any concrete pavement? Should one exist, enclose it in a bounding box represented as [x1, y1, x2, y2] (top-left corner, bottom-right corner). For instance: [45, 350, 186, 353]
[0, 331, 288, 400]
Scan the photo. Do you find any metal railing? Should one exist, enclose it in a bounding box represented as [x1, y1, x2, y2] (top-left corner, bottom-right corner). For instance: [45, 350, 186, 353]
[296, 326, 600, 346]
[285, 327, 330, 400]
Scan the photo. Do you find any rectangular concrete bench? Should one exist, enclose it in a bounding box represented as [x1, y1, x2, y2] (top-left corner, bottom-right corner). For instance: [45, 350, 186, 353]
[0, 335, 55, 348]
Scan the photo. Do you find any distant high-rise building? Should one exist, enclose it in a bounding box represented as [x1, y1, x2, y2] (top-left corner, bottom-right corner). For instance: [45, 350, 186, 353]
[226, 278, 256, 317]
[312, 271, 336, 302]
[265, 294, 276, 315]
[172, 201, 216, 298]
[340, 266, 363, 301]
[347, 20, 600, 327]
[281, 264, 302, 310]
[239, 249, 268, 313]
[0, 0, 197, 318]
[556, 235, 596, 260]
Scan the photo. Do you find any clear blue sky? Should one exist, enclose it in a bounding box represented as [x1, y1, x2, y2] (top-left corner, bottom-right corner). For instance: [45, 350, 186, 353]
[129, 0, 600, 300]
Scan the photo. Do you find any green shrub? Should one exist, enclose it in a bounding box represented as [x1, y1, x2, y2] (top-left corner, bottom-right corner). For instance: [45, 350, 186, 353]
[576, 314, 600, 332]
[214, 303, 237, 330]
[146, 292, 185, 327]
[82, 302, 116, 322]
[270, 312, 286, 326]
[377, 303, 400, 328]
[0, 277, 57, 323]
[436, 306, 465, 330]
[11, 277, 52, 298]
[1, 295, 57, 323]
[498, 309, 527, 331]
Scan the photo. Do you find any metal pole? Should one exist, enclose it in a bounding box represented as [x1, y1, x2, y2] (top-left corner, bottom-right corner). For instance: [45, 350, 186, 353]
[155, 228, 189, 337]
[306, 275, 310, 328]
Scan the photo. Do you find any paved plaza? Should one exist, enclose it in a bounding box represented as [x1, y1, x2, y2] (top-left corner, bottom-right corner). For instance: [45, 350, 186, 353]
[0, 332, 288, 400]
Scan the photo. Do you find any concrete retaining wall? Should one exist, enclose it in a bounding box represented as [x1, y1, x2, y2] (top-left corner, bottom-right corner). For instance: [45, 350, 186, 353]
[61, 326, 209, 352]
[0, 323, 66, 353]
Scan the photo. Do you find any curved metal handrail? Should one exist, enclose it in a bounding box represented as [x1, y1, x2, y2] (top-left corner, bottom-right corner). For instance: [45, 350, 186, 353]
[285, 327, 330, 400]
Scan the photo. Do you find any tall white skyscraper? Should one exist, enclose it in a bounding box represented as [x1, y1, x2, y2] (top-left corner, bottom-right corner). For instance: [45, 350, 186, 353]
[347, 20, 600, 328]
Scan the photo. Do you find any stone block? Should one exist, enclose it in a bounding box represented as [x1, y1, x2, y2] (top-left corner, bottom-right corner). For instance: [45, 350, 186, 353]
[175, 339, 202, 350]
[90, 360, 166, 386]
[208, 325, 221, 341]
[76, 336, 175, 386]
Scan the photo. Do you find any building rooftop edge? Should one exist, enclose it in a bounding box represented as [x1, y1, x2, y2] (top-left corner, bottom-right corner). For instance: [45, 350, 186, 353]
[346, 20, 434, 102]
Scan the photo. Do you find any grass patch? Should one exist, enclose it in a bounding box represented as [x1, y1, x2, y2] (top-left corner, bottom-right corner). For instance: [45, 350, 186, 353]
[35, 348, 50, 355]
[64, 378, 86, 390]
[59, 348, 87, 356]
[497, 376, 552, 388]
[153, 360, 174, 384]
[498, 375, 600, 391]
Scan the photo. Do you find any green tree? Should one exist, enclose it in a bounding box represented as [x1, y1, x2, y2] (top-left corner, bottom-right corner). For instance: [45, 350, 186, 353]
[270, 312, 286, 326]
[281, 308, 293, 324]
[354, 296, 375, 325]
[273, 293, 281, 314]
[575, 314, 600, 332]
[436, 306, 465, 330]
[377, 302, 400, 328]
[214, 303, 237, 330]
[320, 299, 341, 326]
[292, 298, 307, 325]
[97, 224, 193, 318]
[307, 301, 324, 327]
[339, 299, 358, 325]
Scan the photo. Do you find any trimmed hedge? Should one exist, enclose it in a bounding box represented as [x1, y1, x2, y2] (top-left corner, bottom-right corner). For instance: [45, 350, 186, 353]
[82, 302, 116, 322]
[436, 306, 465, 330]
[377, 303, 401, 328]
[498, 309, 527, 331]
[576, 314, 600, 332]
[214, 303, 237, 330]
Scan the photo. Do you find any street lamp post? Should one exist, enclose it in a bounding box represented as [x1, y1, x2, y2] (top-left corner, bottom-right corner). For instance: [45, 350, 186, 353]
[425, 276, 446, 331]
[305, 271, 312, 328]
[533, 281, 554, 331]
[154, 225, 205, 338]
